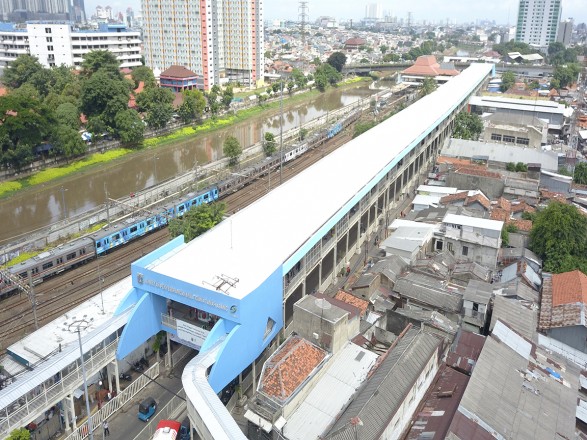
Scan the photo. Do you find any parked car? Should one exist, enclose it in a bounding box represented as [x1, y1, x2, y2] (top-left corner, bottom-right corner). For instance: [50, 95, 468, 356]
[137, 397, 157, 422]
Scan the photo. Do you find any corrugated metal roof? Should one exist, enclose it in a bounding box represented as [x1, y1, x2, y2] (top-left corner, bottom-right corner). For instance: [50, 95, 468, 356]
[283, 343, 378, 440]
[449, 322, 579, 440]
[324, 329, 441, 440]
[490, 295, 538, 341]
[394, 273, 463, 313]
[443, 213, 503, 231]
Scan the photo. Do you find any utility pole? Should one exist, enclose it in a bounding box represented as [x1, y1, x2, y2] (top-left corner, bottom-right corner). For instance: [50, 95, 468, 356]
[60, 186, 68, 220]
[104, 182, 110, 227]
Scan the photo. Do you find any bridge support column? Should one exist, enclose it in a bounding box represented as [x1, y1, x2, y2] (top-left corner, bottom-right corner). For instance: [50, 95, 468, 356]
[62, 397, 71, 432]
[69, 394, 76, 431]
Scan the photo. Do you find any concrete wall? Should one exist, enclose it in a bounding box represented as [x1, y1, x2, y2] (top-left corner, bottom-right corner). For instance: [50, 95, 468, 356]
[445, 172, 505, 200]
[444, 237, 499, 269]
[548, 326, 587, 354]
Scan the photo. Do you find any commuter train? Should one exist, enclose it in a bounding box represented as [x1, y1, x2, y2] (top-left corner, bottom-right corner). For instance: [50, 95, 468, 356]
[0, 109, 361, 299]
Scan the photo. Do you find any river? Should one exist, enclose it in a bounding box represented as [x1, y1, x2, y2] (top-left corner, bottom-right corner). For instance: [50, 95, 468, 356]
[0, 82, 380, 244]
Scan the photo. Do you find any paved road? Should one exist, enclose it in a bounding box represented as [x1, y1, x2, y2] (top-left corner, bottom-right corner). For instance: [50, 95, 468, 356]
[101, 354, 193, 440]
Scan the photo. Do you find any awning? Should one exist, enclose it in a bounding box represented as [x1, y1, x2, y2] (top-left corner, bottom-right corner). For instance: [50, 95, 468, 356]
[244, 409, 272, 433]
[73, 388, 84, 399]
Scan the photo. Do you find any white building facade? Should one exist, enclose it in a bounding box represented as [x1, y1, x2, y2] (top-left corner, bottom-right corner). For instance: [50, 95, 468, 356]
[142, 0, 263, 91]
[0, 22, 141, 74]
[515, 0, 562, 51]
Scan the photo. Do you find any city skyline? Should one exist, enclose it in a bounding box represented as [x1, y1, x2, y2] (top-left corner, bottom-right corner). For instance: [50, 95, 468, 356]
[85, 0, 586, 25]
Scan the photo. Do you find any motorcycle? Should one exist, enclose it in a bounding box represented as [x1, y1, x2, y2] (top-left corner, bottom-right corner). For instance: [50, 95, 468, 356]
[139, 357, 149, 368]
[119, 372, 131, 381]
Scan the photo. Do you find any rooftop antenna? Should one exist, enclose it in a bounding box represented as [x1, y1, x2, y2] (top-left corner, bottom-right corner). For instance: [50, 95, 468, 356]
[299, 1, 309, 47]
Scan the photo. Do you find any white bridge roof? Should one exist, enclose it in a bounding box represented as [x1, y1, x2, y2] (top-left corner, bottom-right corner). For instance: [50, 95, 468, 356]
[152, 64, 493, 299]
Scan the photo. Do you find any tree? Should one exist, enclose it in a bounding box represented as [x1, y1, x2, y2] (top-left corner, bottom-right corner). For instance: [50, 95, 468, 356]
[55, 102, 80, 129]
[145, 102, 173, 129]
[326, 51, 347, 73]
[314, 63, 342, 92]
[500, 71, 516, 92]
[574, 162, 587, 185]
[291, 68, 307, 90]
[264, 50, 272, 59]
[299, 127, 308, 141]
[7, 428, 30, 440]
[135, 86, 175, 113]
[452, 111, 483, 140]
[263, 132, 276, 156]
[80, 71, 130, 128]
[178, 89, 206, 123]
[3, 55, 44, 89]
[272, 82, 281, 94]
[168, 202, 226, 243]
[353, 121, 377, 138]
[380, 44, 389, 54]
[221, 85, 234, 109]
[529, 201, 587, 273]
[420, 78, 437, 97]
[53, 124, 86, 160]
[131, 66, 156, 88]
[287, 80, 295, 94]
[553, 63, 581, 89]
[515, 162, 527, 172]
[81, 50, 121, 78]
[114, 109, 144, 145]
[223, 135, 242, 166]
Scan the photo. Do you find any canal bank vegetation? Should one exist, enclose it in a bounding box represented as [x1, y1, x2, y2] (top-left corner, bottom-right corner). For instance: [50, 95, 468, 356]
[0, 50, 368, 198]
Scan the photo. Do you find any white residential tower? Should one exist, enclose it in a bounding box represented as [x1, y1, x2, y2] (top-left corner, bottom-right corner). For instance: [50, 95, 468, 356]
[515, 0, 562, 51]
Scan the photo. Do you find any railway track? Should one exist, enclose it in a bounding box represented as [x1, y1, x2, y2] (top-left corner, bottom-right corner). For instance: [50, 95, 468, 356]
[0, 95, 407, 354]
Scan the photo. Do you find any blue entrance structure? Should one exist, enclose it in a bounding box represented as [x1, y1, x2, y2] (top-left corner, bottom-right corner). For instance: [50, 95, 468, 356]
[115, 63, 493, 439]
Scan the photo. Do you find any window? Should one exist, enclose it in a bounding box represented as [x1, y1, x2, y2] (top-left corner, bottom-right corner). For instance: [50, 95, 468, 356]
[516, 137, 529, 146]
[503, 135, 515, 143]
[46, 37, 52, 42]
[45, 27, 52, 33]
[462, 245, 469, 256]
[42, 262, 54, 270]
[490, 133, 502, 142]
[447, 242, 454, 253]
[47, 45, 54, 51]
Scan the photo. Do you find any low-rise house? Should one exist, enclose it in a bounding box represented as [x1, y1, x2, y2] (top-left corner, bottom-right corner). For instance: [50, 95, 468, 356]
[499, 260, 542, 291]
[398, 55, 460, 86]
[447, 320, 579, 440]
[393, 272, 463, 321]
[322, 327, 442, 440]
[539, 270, 587, 353]
[461, 280, 493, 333]
[159, 65, 199, 92]
[370, 255, 407, 290]
[499, 247, 542, 273]
[490, 294, 538, 341]
[451, 261, 492, 286]
[438, 213, 504, 269]
[445, 330, 486, 376]
[380, 222, 435, 263]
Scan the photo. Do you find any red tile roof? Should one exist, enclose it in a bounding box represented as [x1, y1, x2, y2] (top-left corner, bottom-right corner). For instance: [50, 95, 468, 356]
[552, 270, 587, 306]
[436, 157, 472, 167]
[490, 208, 509, 222]
[402, 55, 460, 77]
[260, 336, 327, 402]
[495, 197, 511, 211]
[455, 166, 501, 179]
[334, 290, 369, 317]
[440, 191, 468, 204]
[160, 65, 197, 79]
[465, 193, 490, 210]
[510, 218, 533, 232]
[540, 190, 570, 203]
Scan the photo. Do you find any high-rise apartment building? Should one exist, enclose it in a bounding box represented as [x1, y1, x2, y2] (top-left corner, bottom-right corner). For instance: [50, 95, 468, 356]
[0, 0, 85, 22]
[556, 18, 573, 46]
[515, 0, 562, 52]
[142, 0, 263, 91]
[0, 22, 141, 75]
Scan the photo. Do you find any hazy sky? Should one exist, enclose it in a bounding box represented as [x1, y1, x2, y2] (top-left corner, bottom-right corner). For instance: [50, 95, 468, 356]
[86, 0, 586, 26]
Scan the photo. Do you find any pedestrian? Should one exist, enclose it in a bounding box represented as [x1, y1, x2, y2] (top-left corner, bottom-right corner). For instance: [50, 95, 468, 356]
[346, 266, 351, 276]
[103, 420, 110, 436]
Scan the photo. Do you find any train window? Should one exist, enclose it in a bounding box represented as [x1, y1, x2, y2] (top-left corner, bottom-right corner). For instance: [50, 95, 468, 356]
[113, 234, 120, 241]
[130, 226, 138, 233]
[42, 262, 53, 270]
[178, 206, 185, 212]
[19, 272, 27, 278]
[67, 252, 76, 260]
[56, 258, 63, 264]
[32, 268, 39, 274]
[204, 194, 209, 200]
[81, 248, 85, 255]
[147, 220, 152, 226]
[97, 242, 102, 248]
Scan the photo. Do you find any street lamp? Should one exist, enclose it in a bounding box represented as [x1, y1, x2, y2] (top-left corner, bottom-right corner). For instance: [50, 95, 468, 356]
[66, 318, 95, 440]
[279, 77, 284, 184]
[60, 186, 68, 220]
